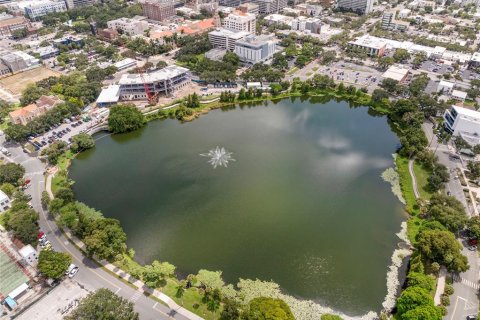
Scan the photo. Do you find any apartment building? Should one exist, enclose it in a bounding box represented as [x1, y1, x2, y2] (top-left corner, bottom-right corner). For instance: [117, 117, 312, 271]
[9, 95, 62, 125]
[381, 12, 408, 32]
[336, 0, 374, 15]
[444, 106, 480, 145]
[141, 0, 176, 21]
[107, 17, 149, 36]
[64, 0, 97, 8]
[0, 13, 32, 37]
[223, 10, 256, 34]
[208, 28, 249, 51]
[234, 34, 276, 64]
[219, 0, 286, 13]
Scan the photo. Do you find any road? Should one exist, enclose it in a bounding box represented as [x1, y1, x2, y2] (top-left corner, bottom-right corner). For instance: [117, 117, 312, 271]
[1, 135, 190, 320]
[421, 123, 480, 320]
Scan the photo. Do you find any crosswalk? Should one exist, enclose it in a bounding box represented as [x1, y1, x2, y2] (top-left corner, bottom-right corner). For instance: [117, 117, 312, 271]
[452, 274, 480, 290]
[130, 291, 142, 302]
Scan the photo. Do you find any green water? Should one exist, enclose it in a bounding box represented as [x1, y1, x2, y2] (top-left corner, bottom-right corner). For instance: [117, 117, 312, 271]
[70, 97, 405, 316]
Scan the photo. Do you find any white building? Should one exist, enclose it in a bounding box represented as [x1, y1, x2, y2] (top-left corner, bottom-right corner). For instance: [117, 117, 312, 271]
[19, 244, 38, 267]
[382, 65, 410, 83]
[0, 189, 10, 212]
[444, 106, 480, 145]
[451, 89, 468, 102]
[114, 58, 137, 71]
[208, 28, 250, 51]
[336, 0, 374, 14]
[234, 34, 277, 64]
[117, 65, 190, 100]
[13, 0, 67, 21]
[398, 8, 411, 18]
[96, 85, 120, 107]
[222, 10, 256, 34]
[291, 16, 322, 34]
[437, 80, 454, 94]
[107, 17, 149, 36]
[263, 13, 294, 25]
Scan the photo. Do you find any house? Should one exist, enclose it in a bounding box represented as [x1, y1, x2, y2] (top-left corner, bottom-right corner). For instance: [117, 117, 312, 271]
[18, 244, 38, 267]
[451, 89, 468, 102]
[9, 95, 62, 125]
[437, 80, 454, 94]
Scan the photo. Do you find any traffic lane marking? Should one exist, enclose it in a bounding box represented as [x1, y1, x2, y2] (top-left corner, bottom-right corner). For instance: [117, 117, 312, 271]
[450, 296, 467, 320]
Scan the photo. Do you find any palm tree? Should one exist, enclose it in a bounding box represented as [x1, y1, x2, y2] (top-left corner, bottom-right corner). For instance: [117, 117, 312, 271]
[176, 280, 186, 306]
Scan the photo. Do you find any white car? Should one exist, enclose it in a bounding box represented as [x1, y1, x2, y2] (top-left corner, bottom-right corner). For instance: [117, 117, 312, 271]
[66, 264, 79, 278]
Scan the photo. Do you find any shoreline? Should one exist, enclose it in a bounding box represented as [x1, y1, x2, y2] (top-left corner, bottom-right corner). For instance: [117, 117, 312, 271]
[55, 93, 408, 319]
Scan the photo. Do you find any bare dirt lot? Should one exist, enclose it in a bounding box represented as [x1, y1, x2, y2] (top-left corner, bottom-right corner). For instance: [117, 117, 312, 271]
[0, 67, 61, 95]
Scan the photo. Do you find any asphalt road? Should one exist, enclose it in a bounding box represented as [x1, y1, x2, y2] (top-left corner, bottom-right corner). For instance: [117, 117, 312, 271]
[0, 134, 189, 320]
[421, 123, 480, 320]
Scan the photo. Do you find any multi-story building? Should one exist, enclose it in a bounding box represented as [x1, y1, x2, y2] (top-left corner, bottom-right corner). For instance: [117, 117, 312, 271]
[107, 17, 149, 36]
[208, 28, 250, 51]
[117, 65, 190, 100]
[444, 106, 480, 145]
[234, 34, 276, 64]
[291, 16, 321, 34]
[381, 12, 408, 32]
[0, 13, 32, 37]
[9, 95, 62, 125]
[19, 245, 38, 267]
[238, 3, 259, 14]
[347, 35, 387, 57]
[0, 50, 39, 73]
[219, 0, 286, 13]
[223, 10, 256, 34]
[97, 28, 119, 40]
[0, 62, 10, 77]
[141, 0, 176, 21]
[64, 0, 97, 9]
[336, 0, 374, 15]
[21, 0, 67, 21]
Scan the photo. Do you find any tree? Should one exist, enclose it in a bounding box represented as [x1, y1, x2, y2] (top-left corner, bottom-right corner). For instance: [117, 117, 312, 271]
[221, 298, 242, 320]
[20, 84, 49, 106]
[380, 78, 399, 93]
[427, 194, 466, 233]
[65, 288, 138, 320]
[143, 260, 175, 288]
[4, 207, 39, 245]
[0, 183, 16, 197]
[71, 133, 95, 153]
[108, 104, 146, 134]
[156, 60, 167, 69]
[371, 89, 389, 104]
[417, 230, 469, 272]
[409, 74, 429, 97]
[176, 280, 186, 305]
[197, 269, 225, 290]
[396, 286, 434, 316]
[0, 163, 25, 185]
[222, 52, 240, 67]
[40, 141, 67, 165]
[12, 28, 28, 39]
[4, 124, 30, 142]
[467, 216, 480, 239]
[467, 161, 480, 179]
[321, 315, 343, 320]
[185, 93, 200, 108]
[248, 297, 294, 320]
[55, 187, 75, 204]
[83, 218, 127, 261]
[407, 272, 435, 292]
[41, 190, 50, 208]
[38, 250, 72, 279]
[401, 305, 443, 320]
[377, 56, 395, 70]
[393, 48, 411, 63]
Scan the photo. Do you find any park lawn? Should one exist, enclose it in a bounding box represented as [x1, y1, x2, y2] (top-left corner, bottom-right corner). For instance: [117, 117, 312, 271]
[286, 67, 298, 75]
[51, 150, 74, 193]
[396, 155, 419, 215]
[413, 161, 434, 200]
[407, 216, 423, 245]
[162, 278, 219, 319]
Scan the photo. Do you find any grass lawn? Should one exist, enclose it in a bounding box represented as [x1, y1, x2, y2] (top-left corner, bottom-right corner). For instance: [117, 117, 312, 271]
[396, 155, 419, 215]
[51, 150, 74, 194]
[407, 216, 423, 244]
[413, 161, 434, 200]
[286, 67, 298, 75]
[0, 212, 6, 227]
[312, 67, 319, 72]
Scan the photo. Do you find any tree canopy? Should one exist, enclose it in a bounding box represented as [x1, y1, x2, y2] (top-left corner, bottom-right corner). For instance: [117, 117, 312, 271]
[0, 163, 25, 186]
[71, 133, 95, 153]
[248, 297, 295, 320]
[83, 218, 127, 261]
[65, 288, 139, 320]
[38, 250, 72, 279]
[108, 105, 146, 134]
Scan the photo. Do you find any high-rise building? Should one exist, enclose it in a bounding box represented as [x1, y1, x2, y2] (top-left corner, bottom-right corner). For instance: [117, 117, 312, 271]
[336, 0, 374, 15]
[141, 0, 176, 21]
[223, 10, 256, 34]
[208, 28, 250, 51]
[234, 34, 276, 64]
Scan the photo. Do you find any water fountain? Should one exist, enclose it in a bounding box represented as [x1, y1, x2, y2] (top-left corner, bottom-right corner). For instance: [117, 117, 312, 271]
[200, 146, 235, 168]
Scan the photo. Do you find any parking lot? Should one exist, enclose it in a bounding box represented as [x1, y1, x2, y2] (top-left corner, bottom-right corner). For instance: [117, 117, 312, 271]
[28, 110, 108, 152]
[419, 60, 454, 75]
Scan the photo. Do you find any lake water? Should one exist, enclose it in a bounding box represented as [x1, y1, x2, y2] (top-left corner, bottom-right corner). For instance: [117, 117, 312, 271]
[70, 97, 405, 316]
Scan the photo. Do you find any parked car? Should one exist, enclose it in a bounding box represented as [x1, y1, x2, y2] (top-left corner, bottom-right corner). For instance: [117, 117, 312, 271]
[66, 264, 79, 278]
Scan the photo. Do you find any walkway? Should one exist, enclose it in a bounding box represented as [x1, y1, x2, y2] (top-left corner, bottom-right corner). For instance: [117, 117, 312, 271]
[46, 172, 203, 320]
[408, 159, 420, 199]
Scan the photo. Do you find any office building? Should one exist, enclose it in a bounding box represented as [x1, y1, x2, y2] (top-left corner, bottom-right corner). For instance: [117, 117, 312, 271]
[336, 0, 374, 15]
[0, 51, 39, 73]
[234, 34, 276, 64]
[223, 10, 256, 33]
[0, 13, 32, 37]
[107, 17, 149, 36]
[444, 106, 480, 145]
[381, 12, 408, 32]
[141, 0, 176, 21]
[238, 3, 259, 14]
[64, 0, 97, 9]
[21, 0, 67, 21]
[219, 0, 286, 13]
[117, 66, 190, 100]
[291, 16, 321, 34]
[208, 28, 250, 51]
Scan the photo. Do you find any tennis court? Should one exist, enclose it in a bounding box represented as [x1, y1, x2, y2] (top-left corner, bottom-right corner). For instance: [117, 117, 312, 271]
[0, 250, 28, 298]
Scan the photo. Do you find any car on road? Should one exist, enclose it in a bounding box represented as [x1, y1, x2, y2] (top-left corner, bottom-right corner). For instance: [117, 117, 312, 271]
[468, 245, 477, 251]
[466, 315, 477, 320]
[66, 264, 79, 278]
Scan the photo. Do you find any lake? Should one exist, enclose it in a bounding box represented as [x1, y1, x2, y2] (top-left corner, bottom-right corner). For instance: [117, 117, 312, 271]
[69, 97, 406, 316]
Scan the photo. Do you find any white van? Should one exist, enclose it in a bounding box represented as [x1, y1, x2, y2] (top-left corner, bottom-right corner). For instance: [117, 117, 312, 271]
[1, 147, 10, 156]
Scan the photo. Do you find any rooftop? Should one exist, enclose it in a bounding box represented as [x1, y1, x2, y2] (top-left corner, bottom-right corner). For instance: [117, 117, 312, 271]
[382, 65, 410, 82]
[453, 105, 480, 119]
[96, 85, 120, 104]
[118, 65, 189, 85]
[209, 28, 250, 39]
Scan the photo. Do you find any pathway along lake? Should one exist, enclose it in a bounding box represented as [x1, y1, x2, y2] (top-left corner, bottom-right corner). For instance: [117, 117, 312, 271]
[70, 97, 406, 316]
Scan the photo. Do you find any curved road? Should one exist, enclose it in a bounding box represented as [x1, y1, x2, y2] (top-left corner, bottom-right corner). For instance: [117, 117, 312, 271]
[1, 135, 190, 320]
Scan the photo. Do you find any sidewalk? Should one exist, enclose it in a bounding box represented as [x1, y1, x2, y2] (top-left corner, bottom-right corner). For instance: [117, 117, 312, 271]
[434, 266, 446, 306]
[46, 173, 203, 320]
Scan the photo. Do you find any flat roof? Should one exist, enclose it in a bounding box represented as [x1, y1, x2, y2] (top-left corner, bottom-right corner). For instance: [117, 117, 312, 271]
[18, 245, 36, 258]
[382, 65, 409, 81]
[118, 66, 189, 85]
[453, 105, 479, 118]
[452, 90, 467, 99]
[96, 85, 120, 104]
[438, 80, 454, 88]
[114, 58, 137, 69]
[209, 28, 250, 40]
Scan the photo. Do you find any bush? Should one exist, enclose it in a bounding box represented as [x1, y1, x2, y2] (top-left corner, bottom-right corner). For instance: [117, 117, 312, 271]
[444, 284, 454, 295]
[440, 294, 450, 306]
